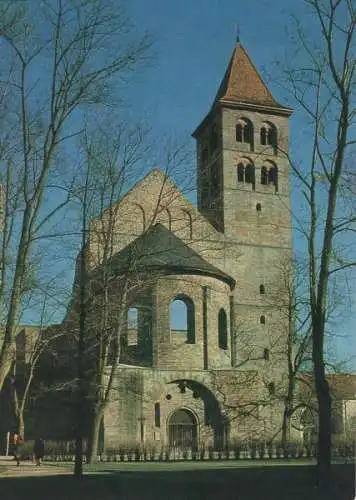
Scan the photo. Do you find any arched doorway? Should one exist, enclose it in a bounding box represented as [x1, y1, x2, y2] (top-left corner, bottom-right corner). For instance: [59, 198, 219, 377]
[168, 408, 197, 450]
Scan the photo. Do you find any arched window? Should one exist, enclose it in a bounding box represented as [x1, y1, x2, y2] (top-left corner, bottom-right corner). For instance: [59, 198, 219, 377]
[260, 127, 267, 145]
[261, 122, 277, 152]
[260, 315, 266, 325]
[237, 163, 244, 183]
[170, 296, 195, 344]
[261, 166, 268, 185]
[245, 163, 255, 185]
[259, 284, 265, 294]
[154, 403, 160, 427]
[237, 160, 255, 188]
[236, 119, 254, 150]
[127, 307, 139, 346]
[256, 203, 262, 212]
[218, 308, 228, 350]
[263, 348, 270, 361]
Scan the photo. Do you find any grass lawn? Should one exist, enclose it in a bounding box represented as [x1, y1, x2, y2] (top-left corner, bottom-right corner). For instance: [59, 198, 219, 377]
[0, 461, 354, 500]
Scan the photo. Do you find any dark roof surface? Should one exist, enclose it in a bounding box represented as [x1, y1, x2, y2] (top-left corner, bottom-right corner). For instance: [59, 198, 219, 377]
[105, 223, 235, 288]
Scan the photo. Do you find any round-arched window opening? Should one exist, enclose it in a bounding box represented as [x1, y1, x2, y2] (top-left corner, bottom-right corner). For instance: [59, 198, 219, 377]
[170, 296, 195, 344]
[259, 284, 265, 295]
[218, 308, 228, 350]
[166, 394, 172, 401]
[256, 203, 262, 212]
[260, 315, 266, 324]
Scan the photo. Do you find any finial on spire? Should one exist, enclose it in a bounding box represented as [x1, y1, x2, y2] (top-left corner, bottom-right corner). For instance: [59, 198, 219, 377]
[235, 23, 240, 43]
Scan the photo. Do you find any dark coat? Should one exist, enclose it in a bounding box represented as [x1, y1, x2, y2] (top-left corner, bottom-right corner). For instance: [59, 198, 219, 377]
[33, 439, 45, 458]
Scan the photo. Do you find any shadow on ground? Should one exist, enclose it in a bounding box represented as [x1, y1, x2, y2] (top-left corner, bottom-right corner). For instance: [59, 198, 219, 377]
[0, 464, 354, 500]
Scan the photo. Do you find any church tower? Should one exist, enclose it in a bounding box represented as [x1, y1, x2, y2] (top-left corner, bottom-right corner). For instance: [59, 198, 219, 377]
[193, 41, 293, 378]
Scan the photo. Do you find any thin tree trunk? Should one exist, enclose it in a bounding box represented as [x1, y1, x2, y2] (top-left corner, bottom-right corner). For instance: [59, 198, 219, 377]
[17, 411, 25, 438]
[87, 407, 104, 464]
[281, 403, 292, 449]
[0, 342, 16, 391]
[313, 320, 332, 488]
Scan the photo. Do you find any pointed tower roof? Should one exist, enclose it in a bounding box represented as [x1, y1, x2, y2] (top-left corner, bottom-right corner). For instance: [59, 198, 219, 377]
[214, 42, 282, 108]
[193, 42, 292, 137]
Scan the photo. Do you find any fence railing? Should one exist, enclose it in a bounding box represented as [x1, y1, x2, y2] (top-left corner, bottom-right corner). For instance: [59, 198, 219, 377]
[41, 441, 356, 463]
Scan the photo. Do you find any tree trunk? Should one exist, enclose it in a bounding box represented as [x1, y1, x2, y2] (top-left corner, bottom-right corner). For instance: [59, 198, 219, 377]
[0, 342, 16, 391]
[281, 405, 291, 450]
[87, 408, 104, 464]
[17, 411, 25, 438]
[313, 321, 332, 489]
[281, 374, 295, 450]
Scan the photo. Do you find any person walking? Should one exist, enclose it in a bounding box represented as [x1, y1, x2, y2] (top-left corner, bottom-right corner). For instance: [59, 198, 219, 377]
[13, 434, 24, 466]
[33, 437, 45, 466]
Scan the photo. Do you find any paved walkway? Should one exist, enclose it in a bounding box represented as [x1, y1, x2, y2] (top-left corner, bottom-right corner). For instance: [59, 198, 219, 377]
[0, 457, 71, 477]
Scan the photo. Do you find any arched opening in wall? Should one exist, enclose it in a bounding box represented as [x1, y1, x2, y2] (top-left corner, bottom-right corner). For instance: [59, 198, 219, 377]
[218, 308, 228, 350]
[236, 118, 254, 150]
[127, 307, 139, 346]
[237, 158, 255, 189]
[260, 122, 277, 153]
[170, 296, 195, 344]
[168, 379, 227, 450]
[168, 408, 197, 450]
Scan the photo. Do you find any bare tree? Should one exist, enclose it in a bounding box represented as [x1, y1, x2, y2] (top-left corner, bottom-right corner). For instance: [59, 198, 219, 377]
[284, 0, 355, 484]
[265, 258, 312, 448]
[0, 0, 151, 391]
[65, 118, 197, 471]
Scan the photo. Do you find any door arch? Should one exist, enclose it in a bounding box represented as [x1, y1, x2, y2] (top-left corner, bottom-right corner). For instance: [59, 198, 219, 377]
[168, 408, 198, 450]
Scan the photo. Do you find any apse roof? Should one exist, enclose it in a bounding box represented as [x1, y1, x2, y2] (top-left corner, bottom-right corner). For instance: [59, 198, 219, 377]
[103, 223, 235, 289]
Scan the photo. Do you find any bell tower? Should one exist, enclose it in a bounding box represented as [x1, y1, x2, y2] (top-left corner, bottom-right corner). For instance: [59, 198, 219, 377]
[193, 40, 293, 239]
[193, 41, 293, 382]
